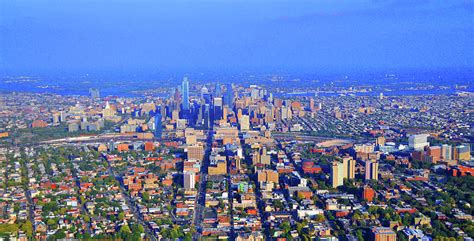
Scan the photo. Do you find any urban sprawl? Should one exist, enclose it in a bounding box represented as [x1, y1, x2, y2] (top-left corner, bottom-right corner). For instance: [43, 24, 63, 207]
[0, 78, 472, 241]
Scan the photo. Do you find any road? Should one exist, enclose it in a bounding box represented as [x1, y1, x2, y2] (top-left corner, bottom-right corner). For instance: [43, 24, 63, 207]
[105, 160, 158, 241]
[71, 164, 93, 234]
[192, 129, 213, 241]
[272, 132, 353, 142]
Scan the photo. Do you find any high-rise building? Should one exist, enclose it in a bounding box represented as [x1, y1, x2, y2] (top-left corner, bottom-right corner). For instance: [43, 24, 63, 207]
[408, 134, 429, 150]
[52, 112, 60, 124]
[365, 160, 379, 181]
[59, 111, 66, 122]
[454, 144, 471, 161]
[426, 146, 441, 163]
[214, 83, 222, 97]
[344, 157, 356, 179]
[240, 115, 250, 131]
[224, 83, 234, 107]
[154, 112, 162, 139]
[204, 104, 211, 129]
[213, 97, 223, 120]
[441, 144, 452, 161]
[183, 172, 195, 190]
[332, 157, 355, 188]
[331, 161, 345, 188]
[182, 77, 190, 111]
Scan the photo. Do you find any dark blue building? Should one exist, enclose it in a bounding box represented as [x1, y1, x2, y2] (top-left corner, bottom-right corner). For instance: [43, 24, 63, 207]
[154, 112, 162, 139]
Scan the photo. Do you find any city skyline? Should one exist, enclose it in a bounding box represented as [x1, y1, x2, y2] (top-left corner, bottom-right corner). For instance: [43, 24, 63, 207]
[0, 0, 472, 240]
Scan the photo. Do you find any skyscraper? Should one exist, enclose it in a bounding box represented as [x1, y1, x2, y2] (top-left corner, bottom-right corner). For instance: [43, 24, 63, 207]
[331, 157, 355, 188]
[182, 77, 190, 111]
[224, 83, 234, 107]
[344, 157, 356, 179]
[214, 83, 222, 97]
[204, 104, 211, 129]
[213, 97, 223, 120]
[331, 161, 345, 188]
[154, 112, 162, 139]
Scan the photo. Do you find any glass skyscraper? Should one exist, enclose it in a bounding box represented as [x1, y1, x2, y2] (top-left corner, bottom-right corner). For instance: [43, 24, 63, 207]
[154, 112, 162, 139]
[182, 77, 190, 111]
[224, 83, 233, 107]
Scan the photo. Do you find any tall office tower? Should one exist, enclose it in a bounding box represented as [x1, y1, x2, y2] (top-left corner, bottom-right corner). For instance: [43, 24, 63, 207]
[214, 83, 222, 97]
[204, 104, 211, 129]
[182, 77, 190, 111]
[183, 172, 195, 190]
[331, 161, 345, 188]
[213, 97, 223, 120]
[89, 88, 100, 99]
[365, 160, 379, 181]
[379, 92, 384, 100]
[154, 112, 163, 139]
[408, 134, 429, 150]
[343, 157, 356, 179]
[309, 98, 315, 111]
[224, 83, 234, 107]
[197, 104, 204, 125]
[441, 144, 452, 160]
[251, 88, 259, 100]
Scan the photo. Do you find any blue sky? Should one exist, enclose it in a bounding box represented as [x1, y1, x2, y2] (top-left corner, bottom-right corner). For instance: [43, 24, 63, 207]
[1, 0, 473, 74]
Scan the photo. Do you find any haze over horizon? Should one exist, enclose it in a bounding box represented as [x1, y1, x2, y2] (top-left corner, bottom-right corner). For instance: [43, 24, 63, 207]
[1, 0, 473, 75]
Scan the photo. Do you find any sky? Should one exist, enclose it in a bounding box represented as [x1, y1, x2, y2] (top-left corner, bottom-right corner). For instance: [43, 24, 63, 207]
[0, 0, 473, 75]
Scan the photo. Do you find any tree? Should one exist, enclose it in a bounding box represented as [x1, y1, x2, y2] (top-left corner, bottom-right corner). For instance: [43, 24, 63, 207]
[142, 192, 150, 201]
[20, 221, 33, 237]
[137, 224, 145, 233]
[118, 211, 125, 220]
[356, 229, 364, 241]
[120, 224, 131, 233]
[279, 221, 291, 235]
[54, 230, 66, 239]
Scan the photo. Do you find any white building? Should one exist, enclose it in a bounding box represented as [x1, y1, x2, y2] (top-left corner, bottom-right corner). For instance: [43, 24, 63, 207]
[409, 134, 429, 150]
